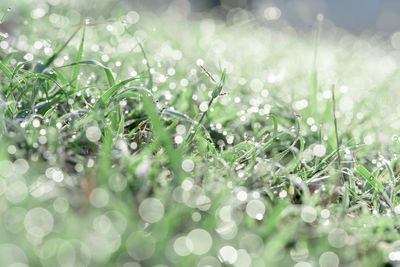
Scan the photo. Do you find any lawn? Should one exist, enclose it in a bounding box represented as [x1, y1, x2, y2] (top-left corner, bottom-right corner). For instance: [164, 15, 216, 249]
[1, 1, 400, 266]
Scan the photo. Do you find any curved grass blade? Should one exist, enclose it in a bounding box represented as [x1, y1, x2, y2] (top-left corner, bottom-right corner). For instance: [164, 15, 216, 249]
[161, 109, 197, 125]
[356, 164, 385, 193]
[0, 62, 12, 79]
[57, 60, 115, 87]
[94, 77, 141, 109]
[116, 86, 153, 99]
[52, 68, 69, 87]
[12, 62, 27, 79]
[0, 8, 10, 24]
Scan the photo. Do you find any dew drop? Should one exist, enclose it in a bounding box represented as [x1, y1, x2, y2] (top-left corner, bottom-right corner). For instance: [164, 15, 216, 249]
[138, 198, 165, 223]
[187, 229, 212, 255]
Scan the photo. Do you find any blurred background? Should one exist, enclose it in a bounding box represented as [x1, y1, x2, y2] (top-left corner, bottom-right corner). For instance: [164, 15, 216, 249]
[2, 0, 400, 37]
[130, 0, 400, 34]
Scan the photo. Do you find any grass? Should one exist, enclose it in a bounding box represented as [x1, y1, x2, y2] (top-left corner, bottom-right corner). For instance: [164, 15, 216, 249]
[1, 1, 400, 266]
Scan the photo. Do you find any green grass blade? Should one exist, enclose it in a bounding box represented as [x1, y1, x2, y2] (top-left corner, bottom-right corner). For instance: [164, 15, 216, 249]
[71, 25, 86, 88]
[0, 62, 12, 79]
[211, 68, 227, 98]
[142, 92, 182, 180]
[58, 60, 115, 87]
[94, 77, 141, 109]
[43, 26, 82, 68]
[356, 164, 385, 192]
[137, 41, 153, 89]
[0, 8, 10, 24]
[117, 110, 124, 136]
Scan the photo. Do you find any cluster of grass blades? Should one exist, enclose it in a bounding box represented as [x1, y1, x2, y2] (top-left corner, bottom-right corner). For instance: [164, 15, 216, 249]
[1, 3, 400, 266]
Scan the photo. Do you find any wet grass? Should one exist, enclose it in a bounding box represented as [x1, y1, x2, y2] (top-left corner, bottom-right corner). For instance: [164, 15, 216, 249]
[1, 2, 400, 267]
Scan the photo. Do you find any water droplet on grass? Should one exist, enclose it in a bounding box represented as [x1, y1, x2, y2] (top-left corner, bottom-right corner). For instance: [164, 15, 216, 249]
[86, 126, 102, 142]
[328, 228, 348, 248]
[294, 262, 313, 267]
[182, 159, 195, 172]
[319, 251, 339, 267]
[321, 209, 330, 218]
[53, 197, 69, 213]
[89, 188, 109, 208]
[245, 199, 265, 220]
[236, 191, 247, 201]
[313, 144, 326, 157]
[199, 101, 209, 112]
[7, 145, 16, 155]
[218, 246, 238, 264]
[24, 208, 54, 237]
[187, 229, 212, 255]
[301, 206, 317, 223]
[174, 135, 183, 144]
[126, 232, 155, 261]
[216, 221, 237, 240]
[138, 198, 164, 223]
[173, 236, 192, 256]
